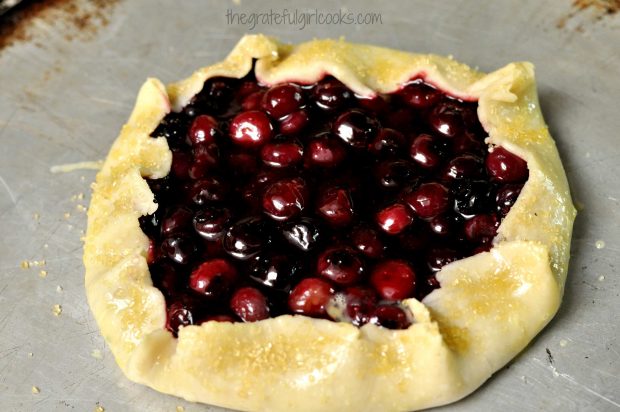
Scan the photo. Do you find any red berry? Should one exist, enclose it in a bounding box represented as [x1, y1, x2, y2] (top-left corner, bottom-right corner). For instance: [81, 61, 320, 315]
[188, 115, 219, 146]
[288, 278, 335, 317]
[305, 133, 346, 168]
[376, 203, 413, 234]
[261, 84, 304, 119]
[486, 147, 528, 183]
[404, 182, 450, 219]
[399, 82, 441, 109]
[230, 287, 270, 322]
[229, 110, 273, 148]
[370, 260, 416, 300]
[317, 247, 365, 285]
[189, 259, 238, 297]
[316, 187, 354, 226]
[351, 226, 384, 258]
[260, 141, 303, 168]
[370, 304, 411, 329]
[279, 110, 310, 135]
[262, 178, 307, 221]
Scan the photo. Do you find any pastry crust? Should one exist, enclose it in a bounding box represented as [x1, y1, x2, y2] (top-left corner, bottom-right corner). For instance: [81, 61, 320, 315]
[84, 35, 576, 412]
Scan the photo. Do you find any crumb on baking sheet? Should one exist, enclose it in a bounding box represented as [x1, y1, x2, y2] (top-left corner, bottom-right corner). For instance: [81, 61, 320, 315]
[595, 240, 606, 249]
[52, 304, 62, 316]
[91, 349, 103, 359]
[39, 270, 47, 278]
[21, 259, 46, 269]
[31, 385, 40, 394]
[94, 404, 105, 412]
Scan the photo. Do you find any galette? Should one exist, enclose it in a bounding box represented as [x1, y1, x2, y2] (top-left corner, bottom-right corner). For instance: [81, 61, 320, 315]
[84, 35, 576, 412]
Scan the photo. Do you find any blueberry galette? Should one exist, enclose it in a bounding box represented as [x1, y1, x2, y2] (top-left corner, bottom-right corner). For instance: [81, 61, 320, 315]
[84, 35, 576, 411]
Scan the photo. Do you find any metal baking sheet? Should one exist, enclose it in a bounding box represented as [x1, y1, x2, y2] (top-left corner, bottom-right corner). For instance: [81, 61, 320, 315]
[1, 0, 618, 411]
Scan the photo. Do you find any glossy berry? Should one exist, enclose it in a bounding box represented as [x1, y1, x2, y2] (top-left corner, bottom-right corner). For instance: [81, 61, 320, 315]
[486, 147, 528, 183]
[230, 287, 270, 322]
[262, 178, 307, 221]
[316, 187, 354, 226]
[339, 287, 378, 326]
[188, 115, 219, 146]
[444, 155, 484, 181]
[332, 109, 380, 149]
[279, 110, 310, 135]
[370, 304, 411, 329]
[312, 79, 353, 111]
[376, 203, 413, 235]
[190, 176, 228, 205]
[454, 180, 496, 216]
[370, 260, 416, 300]
[222, 217, 272, 260]
[430, 101, 465, 137]
[262, 84, 305, 119]
[370, 128, 406, 157]
[189, 259, 238, 297]
[496, 184, 523, 216]
[166, 301, 195, 336]
[229, 110, 274, 148]
[410, 134, 447, 169]
[317, 248, 365, 285]
[288, 278, 335, 317]
[193, 207, 231, 240]
[261, 141, 303, 168]
[404, 182, 450, 219]
[161, 207, 193, 236]
[282, 218, 323, 251]
[305, 133, 346, 168]
[351, 226, 384, 258]
[399, 82, 441, 109]
[249, 253, 300, 290]
[429, 213, 462, 236]
[160, 235, 196, 265]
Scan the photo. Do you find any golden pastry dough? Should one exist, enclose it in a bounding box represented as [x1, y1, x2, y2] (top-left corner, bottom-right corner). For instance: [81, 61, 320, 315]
[84, 35, 576, 412]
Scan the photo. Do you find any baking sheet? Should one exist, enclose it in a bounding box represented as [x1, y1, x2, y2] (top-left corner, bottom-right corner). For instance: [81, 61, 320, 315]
[0, 0, 618, 411]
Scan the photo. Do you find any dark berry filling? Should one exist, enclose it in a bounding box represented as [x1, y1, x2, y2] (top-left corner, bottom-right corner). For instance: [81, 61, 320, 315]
[142, 74, 529, 336]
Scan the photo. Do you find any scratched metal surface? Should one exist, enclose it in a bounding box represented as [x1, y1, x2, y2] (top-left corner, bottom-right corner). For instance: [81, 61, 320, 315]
[0, 0, 618, 411]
